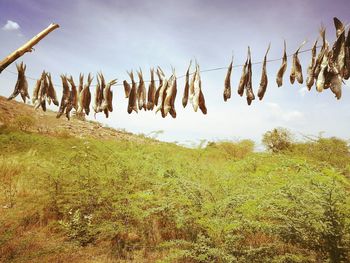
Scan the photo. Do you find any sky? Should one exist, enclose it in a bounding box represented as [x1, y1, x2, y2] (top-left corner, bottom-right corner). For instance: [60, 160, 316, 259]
[0, 0, 349, 147]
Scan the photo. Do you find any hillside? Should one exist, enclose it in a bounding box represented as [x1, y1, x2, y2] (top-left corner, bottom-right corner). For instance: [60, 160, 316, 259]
[0, 96, 149, 142]
[0, 97, 350, 263]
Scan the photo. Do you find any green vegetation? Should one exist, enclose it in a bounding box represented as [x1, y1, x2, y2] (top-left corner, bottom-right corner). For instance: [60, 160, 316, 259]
[0, 127, 349, 262]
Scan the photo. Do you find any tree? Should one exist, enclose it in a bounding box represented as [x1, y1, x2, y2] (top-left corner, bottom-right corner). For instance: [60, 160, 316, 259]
[262, 128, 293, 153]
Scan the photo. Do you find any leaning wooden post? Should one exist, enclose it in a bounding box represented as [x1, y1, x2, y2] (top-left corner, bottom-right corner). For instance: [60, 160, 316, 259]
[0, 23, 59, 74]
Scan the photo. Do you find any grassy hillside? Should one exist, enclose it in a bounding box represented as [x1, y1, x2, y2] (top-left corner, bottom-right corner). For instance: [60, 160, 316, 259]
[0, 100, 350, 262]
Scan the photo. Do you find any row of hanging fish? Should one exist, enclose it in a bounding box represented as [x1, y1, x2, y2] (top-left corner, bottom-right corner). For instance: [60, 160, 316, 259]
[6, 17, 349, 119]
[223, 17, 350, 103]
[123, 61, 207, 118]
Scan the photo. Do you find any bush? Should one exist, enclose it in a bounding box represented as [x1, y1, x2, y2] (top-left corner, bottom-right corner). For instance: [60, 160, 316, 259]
[262, 128, 293, 153]
[0, 159, 21, 208]
[207, 139, 254, 160]
[12, 115, 36, 132]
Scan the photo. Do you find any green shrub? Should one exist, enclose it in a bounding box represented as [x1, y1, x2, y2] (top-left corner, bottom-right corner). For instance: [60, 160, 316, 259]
[262, 128, 293, 153]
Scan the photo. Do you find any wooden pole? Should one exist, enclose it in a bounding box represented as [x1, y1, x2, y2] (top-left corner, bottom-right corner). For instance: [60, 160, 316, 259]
[0, 23, 60, 73]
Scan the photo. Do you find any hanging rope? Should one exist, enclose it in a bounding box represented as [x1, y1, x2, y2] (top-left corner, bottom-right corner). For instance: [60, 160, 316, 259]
[2, 45, 320, 88]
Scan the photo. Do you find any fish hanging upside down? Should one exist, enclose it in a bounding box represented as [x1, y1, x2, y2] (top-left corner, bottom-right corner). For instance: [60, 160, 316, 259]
[290, 40, 306, 85]
[127, 70, 138, 114]
[245, 47, 255, 106]
[257, 43, 271, 100]
[147, 68, 156, 110]
[276, 40, 287, 87]
[223, 55, 233, 101]
[306, 40, 318, 90]
[182, 60, 192, 108]
[137, 69, 147, 111]
[8, 62, 29, 103]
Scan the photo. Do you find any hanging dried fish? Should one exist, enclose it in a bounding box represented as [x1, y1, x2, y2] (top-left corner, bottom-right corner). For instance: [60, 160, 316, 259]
[237, 58, 248, 96]
[306, 40, 318, 90]
[68, 75, 78, 110]
[189, 63, 196, 105]
[245, 47, 255, 105]
[147, 68, 156, 110]
[326, 56, 342, 99]
[223, 55, 233, 101]
[77, 73, 92, 115]
[344, 28, 350, 80]
[32, 79, 41, 106]
[191, 62, 207, 113]
[101, 78, 117, 118]
[78, 73, 84, 94]
[276, 40, 287, 87]
[123, 80, 131, 98]
[331, 17, 346, 77]
[155, 66, 165, 107]
[197, 65, 207, 115]
[155, 67, 168, 115]
[182, 60, 192, 108]
[37, 71, 48, 111]
[257, 43, 271, 100]
[93, 74, 103, 116]
[8, 62, 29, 103]
[57, 75, 71, 119]
[163, 67, 177, 118]
[290, 40, 306, 84]
[137, 69, 147, 111]
[127, 71, 138, 114]
[46, 73, 59, 106]
[316, 44, 330, 92]
[313, 27, 326, 79]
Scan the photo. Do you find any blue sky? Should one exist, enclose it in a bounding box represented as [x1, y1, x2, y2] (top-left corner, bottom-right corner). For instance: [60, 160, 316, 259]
[0, 0, 349, 146]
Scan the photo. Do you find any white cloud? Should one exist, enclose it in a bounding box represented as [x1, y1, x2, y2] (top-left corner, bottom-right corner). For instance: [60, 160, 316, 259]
[266, 102, 304, 122]
[298, 86, 309, 97]
[2, 20, 20, 31]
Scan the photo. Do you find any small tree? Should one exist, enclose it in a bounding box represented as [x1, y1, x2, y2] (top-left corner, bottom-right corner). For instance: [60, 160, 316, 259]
[262, 128, 293, 153]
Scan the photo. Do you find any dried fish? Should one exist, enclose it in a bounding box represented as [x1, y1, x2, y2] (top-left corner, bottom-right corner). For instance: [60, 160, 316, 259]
[57, 75, 71, 119]
[257, 43, 271, 100]
[101, 78, 117, 118]
[245, 47, 255, 105]
[290, 40, 306, 84]
[155, 67, 168, 115]
[313, 27, 326, 79]
[123, 80, 131, 98]
[93, 74, 103, 115]
[276, 40, 287, 87]
[147, 68, 156, 110]
[8, 62, 29, 103]
[306, 40, 318, 90]
[182, 60, 192, 107]
[316, 44, 329, 92]
[223, 55, 233, 101]
[237, 58, 248, 96]
[47, 73, 59, 106]
[68, 75, 78, 110]
[331, 17, 346, 77]
[344, 28, 350, 80]
[137, 69, 147, 111]
[127, 71, 138, 114]
[163, 68, 177, 118]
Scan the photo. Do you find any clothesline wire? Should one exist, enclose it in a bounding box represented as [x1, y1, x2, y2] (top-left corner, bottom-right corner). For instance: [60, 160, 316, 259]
[0, 45, 332, 88]
[3, 50, 350, 93]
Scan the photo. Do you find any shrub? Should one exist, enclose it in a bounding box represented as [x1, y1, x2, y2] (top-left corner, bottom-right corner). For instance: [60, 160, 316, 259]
[262, 128, 293, 153]
[207, 139, 254, 159]
[0, 159, 21, 208]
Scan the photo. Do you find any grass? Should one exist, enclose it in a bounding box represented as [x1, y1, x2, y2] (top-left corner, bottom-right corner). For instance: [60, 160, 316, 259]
[0, 128, 349, 262]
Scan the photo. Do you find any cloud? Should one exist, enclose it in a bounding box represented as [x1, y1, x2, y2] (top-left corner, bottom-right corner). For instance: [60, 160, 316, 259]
[298, 86, 309, 97]
[266, 102, 304, 122]
[2, 20, 20, 31]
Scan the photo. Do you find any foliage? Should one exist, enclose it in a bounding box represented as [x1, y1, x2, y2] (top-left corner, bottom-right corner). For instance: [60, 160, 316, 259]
[0, 129, 349, 262]
[262, 128, 293, 153]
